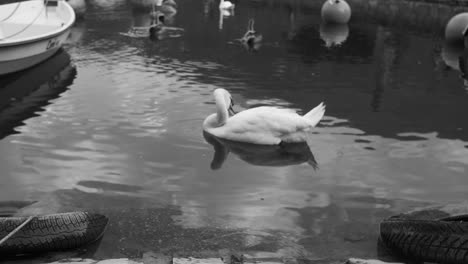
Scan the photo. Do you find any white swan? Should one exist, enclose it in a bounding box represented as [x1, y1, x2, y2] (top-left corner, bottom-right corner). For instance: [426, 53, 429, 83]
[219, 0, 234, 10]
[203, 88, 326, 145]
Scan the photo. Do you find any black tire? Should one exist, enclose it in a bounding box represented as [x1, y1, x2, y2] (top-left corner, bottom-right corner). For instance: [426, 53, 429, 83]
[0, 212, 108, 255]
[380, 217, 468, 264]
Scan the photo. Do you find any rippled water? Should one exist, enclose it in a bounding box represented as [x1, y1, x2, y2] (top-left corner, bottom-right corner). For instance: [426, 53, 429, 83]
[1, 0, 468, 262]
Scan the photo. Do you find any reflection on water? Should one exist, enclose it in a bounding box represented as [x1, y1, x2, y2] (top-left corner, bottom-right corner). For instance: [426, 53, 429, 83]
[218, 8, 235, 30]
[1, 0, 468, 262]
[0, 50, 76, 139]
[319, 23, 349, 48]
[441, 42, 468, 92]
[203, 131, 317, 170]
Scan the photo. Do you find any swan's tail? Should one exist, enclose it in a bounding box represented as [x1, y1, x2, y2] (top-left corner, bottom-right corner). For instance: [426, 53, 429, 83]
[303, 102, 326, 127]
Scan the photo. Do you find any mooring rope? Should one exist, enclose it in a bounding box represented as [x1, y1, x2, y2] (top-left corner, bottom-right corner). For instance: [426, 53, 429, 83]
[0, 2, 21, 22]
[0, 215, 35, 246]
[0, 0, 48, 41]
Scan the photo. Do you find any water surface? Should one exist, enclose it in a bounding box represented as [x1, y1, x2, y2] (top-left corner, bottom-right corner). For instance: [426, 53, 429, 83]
[1, 0, 468, 262]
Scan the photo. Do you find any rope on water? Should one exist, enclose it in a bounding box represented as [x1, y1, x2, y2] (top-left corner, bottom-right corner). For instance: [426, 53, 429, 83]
[0, 2, 21, 22]
[0, 0, 48, 41]
[0, 215, 35, 246]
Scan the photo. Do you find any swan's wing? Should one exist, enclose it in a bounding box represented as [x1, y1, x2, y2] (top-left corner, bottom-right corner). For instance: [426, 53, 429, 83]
[220, 107, 312, 144]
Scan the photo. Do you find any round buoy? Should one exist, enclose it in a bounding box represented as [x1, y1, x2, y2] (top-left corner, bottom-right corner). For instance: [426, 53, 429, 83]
[445, 13, 468, 45]
[321, 0, 351, 24]
[67, 0, 86, 18]
[320, 23, 349, 47]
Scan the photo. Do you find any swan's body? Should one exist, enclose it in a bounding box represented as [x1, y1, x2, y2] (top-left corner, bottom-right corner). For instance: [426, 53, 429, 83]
[149, 11, 184, 40]
[219, 0, 234, 10]
[203, 89, 326, 145]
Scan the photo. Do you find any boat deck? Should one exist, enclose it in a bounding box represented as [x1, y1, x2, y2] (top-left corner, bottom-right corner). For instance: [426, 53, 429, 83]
[0, 1, 69, 42]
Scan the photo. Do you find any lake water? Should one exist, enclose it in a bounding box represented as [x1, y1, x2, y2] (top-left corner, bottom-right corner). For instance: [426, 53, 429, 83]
[1, 0, 468, 262]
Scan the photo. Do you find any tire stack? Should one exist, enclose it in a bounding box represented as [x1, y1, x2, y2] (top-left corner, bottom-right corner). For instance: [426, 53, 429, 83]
[380, 213, 468, 264]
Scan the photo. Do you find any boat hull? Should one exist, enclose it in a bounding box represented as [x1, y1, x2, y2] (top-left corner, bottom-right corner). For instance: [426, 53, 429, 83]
[0, 34, 70, 75]
[0, 0, 75, 75]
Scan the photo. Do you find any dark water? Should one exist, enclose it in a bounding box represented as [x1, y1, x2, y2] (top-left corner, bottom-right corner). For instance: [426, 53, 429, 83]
[1, 0, 468, 262]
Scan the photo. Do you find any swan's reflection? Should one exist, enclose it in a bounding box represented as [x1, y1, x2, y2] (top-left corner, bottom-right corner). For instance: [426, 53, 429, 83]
[218, 8, 234, 30]
[203, 131, 317, 170]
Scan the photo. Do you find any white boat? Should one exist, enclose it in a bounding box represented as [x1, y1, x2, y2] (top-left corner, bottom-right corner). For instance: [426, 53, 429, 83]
[0, 0, 75, 75]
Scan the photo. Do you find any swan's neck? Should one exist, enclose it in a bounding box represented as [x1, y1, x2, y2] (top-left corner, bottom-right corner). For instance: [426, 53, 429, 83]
[215, 98, 229, 125]
[220, 0, 225, 3]
[248, 19, 254, 31]
[204, 89, 231, 129]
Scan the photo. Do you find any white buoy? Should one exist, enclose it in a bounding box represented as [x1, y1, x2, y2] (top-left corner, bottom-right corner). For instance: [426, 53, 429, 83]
[445, 13, 468, 45]
[320, 23, 349, 47]
[321, 0, 351, 24]
[67, 0, 86, 18]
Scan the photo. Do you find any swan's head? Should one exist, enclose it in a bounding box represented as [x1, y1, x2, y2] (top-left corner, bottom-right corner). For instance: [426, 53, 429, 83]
[203, 88, 236, 130]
